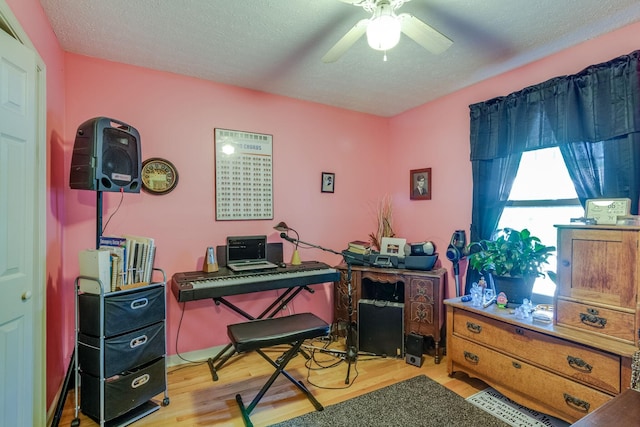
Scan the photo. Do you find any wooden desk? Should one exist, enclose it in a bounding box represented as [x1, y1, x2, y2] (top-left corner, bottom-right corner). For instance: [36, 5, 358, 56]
[334, 265, 445, 362]
[572, 388, 640, 426]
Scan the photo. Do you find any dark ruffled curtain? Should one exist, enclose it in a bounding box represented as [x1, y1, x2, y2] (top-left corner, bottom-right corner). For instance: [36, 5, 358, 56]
[466, 51, 640, 292]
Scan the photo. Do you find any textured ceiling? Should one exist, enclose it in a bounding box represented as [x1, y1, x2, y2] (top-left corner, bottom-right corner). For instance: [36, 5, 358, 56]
[40, 0, 640, 117]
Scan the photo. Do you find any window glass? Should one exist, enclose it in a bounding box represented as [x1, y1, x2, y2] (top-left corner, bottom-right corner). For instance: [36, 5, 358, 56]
[497, 147, 584, 297]
[509, 148, 578, 200]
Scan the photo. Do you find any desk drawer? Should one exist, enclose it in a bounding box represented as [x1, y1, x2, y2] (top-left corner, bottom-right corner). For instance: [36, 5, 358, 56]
[449, 336, 611, 423]
[453, 309, 620, 393]
[556, 299, 635, 344]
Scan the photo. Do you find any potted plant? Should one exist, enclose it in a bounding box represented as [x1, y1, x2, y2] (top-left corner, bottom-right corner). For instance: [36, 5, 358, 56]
[467, 228, 556, 306]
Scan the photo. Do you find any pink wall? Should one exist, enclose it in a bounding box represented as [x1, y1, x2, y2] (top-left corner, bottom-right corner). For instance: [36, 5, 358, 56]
[9, 0, 640, 410]
[63, 54, 391, 358]
[391, 21, 640, 297]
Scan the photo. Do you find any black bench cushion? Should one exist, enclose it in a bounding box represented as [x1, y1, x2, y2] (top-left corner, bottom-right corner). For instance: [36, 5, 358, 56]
[228, 313, 329, 353]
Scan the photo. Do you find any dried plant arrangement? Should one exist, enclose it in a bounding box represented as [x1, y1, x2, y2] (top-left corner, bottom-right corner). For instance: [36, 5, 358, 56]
[369, 195, 395, 251]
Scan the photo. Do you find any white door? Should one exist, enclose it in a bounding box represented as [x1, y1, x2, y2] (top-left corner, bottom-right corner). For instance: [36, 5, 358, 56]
[0, 27, 38, 427]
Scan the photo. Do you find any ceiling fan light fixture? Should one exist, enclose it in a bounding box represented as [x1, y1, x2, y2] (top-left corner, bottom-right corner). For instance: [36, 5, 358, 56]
[366, 4, 401, 51]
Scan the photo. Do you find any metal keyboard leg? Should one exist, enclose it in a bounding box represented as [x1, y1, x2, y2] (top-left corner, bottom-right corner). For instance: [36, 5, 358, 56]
[207, 343, 235, 381]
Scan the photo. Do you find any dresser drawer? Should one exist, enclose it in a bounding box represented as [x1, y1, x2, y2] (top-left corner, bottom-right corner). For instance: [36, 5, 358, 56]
[449, 336, 612, 423]
[79, 322, 165, 378]
[80, 357, 166, 422]
[79, 285, 165, 337]
[556, 299, 636, 344]
[452, 309, 621, 393]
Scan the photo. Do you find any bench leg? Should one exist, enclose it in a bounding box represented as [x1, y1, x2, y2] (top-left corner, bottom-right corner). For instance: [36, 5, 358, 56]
[236, 340, 324, 426]
[256, 349, 324, 411]
[236, 394, 253, 427]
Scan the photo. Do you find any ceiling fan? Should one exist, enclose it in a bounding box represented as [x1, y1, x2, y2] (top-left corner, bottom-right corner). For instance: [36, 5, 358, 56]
[322, 0, 453, 63]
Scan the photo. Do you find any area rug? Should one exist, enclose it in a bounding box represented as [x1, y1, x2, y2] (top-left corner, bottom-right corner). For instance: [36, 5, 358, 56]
[466, 387, 570, 427]
[269, 375, 510, 426]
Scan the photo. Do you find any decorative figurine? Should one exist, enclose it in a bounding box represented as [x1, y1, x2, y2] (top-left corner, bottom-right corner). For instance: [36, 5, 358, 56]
[478, 275, 487, 293]
[496, 291, 508, 308]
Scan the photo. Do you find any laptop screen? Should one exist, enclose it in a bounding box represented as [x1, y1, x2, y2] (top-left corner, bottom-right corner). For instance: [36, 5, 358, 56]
[226, 235, 268, 264]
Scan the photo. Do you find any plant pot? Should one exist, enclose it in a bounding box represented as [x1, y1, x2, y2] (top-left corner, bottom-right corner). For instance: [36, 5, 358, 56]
[490, 275, 536, 307]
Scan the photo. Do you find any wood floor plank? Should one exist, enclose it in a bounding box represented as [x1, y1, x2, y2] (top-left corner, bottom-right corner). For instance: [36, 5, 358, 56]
[56, 339, 487, 426]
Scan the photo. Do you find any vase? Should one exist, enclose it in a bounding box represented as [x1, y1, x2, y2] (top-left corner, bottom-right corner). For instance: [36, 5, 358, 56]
[490, 275, 536, 307]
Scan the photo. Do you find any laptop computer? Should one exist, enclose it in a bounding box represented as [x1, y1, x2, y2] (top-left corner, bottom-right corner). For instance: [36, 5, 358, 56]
[226, 235, 278, 272]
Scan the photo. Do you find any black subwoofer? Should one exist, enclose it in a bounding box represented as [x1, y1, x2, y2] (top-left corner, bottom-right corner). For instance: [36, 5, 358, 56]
[69, 117, 141, 192]
[357, 299, 404, 358]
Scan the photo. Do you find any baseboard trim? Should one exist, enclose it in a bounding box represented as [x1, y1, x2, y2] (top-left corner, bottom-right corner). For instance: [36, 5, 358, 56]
[167, 344, 228, 368]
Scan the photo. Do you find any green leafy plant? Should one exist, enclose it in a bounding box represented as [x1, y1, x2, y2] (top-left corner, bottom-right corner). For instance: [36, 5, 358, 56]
[468, 228, 556, 278]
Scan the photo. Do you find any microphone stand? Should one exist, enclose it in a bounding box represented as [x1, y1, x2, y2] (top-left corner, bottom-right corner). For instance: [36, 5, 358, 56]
[279, 233, 367, 384]
[452, 261, 461, 297]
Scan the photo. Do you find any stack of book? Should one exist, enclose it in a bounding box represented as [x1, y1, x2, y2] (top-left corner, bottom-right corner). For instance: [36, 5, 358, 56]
[347, 240, 371, 254]
[79, 234, 156, 294]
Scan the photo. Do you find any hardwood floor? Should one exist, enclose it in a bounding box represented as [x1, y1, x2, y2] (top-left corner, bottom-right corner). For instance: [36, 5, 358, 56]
[57, 339, 488, 426]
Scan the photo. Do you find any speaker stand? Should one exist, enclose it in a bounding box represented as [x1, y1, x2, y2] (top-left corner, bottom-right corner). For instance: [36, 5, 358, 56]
[96, 190, 103, 249]
[56, 191, 104, 426]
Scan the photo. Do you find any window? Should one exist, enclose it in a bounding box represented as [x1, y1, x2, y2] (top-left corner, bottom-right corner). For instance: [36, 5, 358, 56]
[497, 147, 584, 297]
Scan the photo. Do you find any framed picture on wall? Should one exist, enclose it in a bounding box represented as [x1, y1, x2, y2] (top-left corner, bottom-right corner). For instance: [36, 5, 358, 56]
[410, 168, 431, 200]
[321, 172, 335, 193]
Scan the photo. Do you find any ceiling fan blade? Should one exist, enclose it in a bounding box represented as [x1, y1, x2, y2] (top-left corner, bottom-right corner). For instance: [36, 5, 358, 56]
[322, 18, 369, 63]
[398, 13, 452, 54]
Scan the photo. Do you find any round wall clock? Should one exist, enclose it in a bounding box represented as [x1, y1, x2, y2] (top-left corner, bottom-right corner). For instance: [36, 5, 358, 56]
[141, 157, 179, 195]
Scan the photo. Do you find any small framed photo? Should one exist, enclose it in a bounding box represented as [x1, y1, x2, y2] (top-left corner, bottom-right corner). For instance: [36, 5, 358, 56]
[410, 168, 431, 200]
[380, 237, 407, 256]
[321, 172, 335, 193]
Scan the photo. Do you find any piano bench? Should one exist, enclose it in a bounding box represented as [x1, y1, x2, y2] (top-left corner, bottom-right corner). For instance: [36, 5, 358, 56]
[227, 313, 329, 427]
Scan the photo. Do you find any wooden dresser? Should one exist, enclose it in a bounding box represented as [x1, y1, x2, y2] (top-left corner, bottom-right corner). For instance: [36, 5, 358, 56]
[555, 224, 640, 345]
[445, 299, 636, 423]
[334, 265, 445, 362]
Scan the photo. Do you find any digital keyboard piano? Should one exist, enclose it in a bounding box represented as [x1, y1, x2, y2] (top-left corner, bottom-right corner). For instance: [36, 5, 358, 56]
[171, 261, 339, 302]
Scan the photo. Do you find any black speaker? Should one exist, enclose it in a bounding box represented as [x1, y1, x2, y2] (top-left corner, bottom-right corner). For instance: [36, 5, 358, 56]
[357, 299, 404, 358]
[69, 117, 142, 192]
[405, 333, 424, 367]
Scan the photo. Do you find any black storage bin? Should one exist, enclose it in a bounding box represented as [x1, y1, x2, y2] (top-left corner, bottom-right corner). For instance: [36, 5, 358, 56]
[79, 322, 165, 378]
[80, 357, 166, 421]
[79, 285, 165, 337]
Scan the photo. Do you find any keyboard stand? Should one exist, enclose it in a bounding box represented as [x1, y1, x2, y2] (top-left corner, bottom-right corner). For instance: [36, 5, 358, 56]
[206, 284, 313, 381]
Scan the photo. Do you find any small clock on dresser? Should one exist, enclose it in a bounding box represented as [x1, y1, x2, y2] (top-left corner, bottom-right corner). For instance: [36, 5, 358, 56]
[141, 157, 179, 195]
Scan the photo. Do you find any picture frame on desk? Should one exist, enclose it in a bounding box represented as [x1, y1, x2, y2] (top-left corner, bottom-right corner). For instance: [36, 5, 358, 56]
[321, 172, 335, 193]
[410, 168, 431, 200]
[380, 237, 406, 256]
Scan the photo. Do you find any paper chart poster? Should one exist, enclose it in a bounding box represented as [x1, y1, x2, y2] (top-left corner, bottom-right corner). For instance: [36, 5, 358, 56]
[214, 128, 273, 221]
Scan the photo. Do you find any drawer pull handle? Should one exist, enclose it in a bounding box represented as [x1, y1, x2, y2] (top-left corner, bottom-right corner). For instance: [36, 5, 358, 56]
[463, 351, 479, 364]
[563, 393, 590, 413]
[130, 335, 148, 348]
[131, 297, 149, 310]
[579, 311, 607, 329]
[512, 361, 521, 369]
[515, 328, 525, 336]
[131, 373, 150, 388]
[567, 355, 593, 373]
[466, 322, 482, 334]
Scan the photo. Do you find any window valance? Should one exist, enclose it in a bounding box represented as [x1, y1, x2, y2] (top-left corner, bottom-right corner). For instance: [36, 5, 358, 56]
[470, 50, 640, 161]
